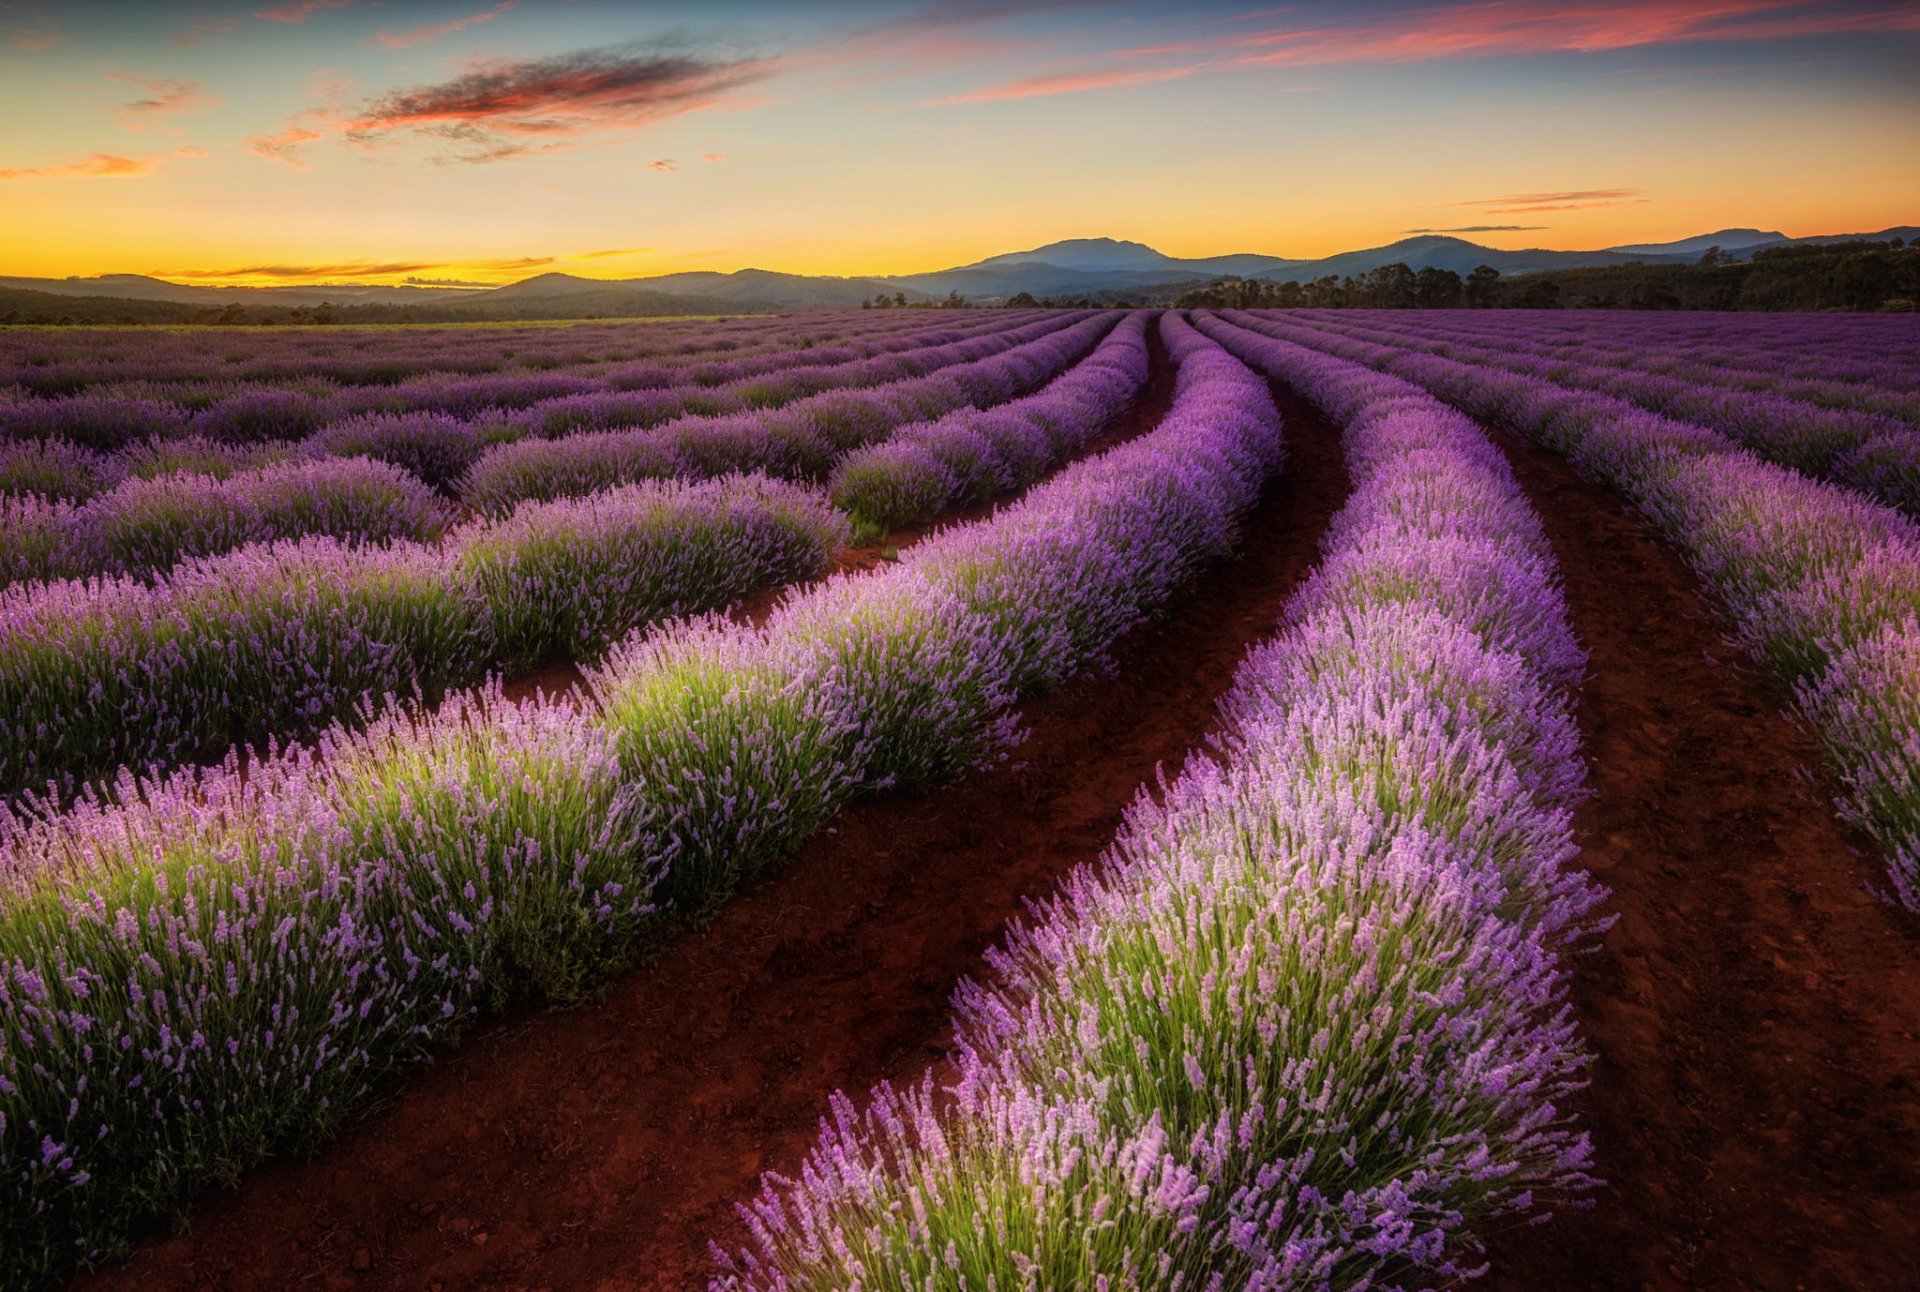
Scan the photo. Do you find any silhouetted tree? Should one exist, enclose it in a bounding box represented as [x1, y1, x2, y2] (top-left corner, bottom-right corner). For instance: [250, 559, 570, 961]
[1464, 264, 1502, 308]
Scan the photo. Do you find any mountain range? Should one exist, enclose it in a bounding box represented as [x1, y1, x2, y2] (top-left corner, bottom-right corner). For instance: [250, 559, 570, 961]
[4, 226, 1913, 315]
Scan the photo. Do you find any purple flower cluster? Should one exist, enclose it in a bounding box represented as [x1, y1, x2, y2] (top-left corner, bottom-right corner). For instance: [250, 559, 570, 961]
[0, 473, 843, 802]
[827, 311, 1154, 531]
[1219, 309, 1920, 908]
[311, 411, 496, 489]
[457, 313, 1114, 511]
[1, 457, 453, 586]
[0, 312, 1283, 1282]
[0, 438, 121, 502]
[1286, 309, 1920, 516]
[0, 309, 1038, 401]
[713, 318, 1602, 1292]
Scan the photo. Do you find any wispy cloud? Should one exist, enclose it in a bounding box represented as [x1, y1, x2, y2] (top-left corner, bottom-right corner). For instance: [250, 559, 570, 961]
[333, 42, 774, 164]
[173, 13, 242, 46]
[648, 158, 677, 171]
[369, 0, 517, 50]
[249, 125, 325, 169]
[164, 255, 556, 282]
[1453, 187, 1651, 213]
[933, 64, 1193, 103]
[170, 260, 439, 279]
[1455, 188, 1641, 206]
[1406, 224, 1550, 233]
[575, 247, 649, 259]
[0, 153, 161, 181]
[174, 145, 209, 159]
[1121, 1, 1920, 69]
[255, 0, 352, 24]
[699, 151, 726, 162]
[3, 2, 60, 51]
[111, 76, 216, 130]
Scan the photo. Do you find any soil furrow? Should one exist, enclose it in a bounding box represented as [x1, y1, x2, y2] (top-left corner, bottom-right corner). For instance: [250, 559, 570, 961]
[1477, 422, 1920, 1291]
[80, 361, 1350, 1292]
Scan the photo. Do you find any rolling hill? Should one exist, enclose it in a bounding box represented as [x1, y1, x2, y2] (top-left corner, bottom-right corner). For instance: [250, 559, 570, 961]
[5, 226, 1911, 318]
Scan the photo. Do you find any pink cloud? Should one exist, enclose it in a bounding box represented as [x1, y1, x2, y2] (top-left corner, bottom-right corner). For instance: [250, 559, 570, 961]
[1209, 1, 1920, 68]
[932, 64, 1193, 104]
[648, 158, 677, 171]
[254, 0, 351, 25]
[338, 44, 775, 164]
[699, 151, 726, 162]
[4, 5, 59, 51]
[173, 14, 242, 47]
[111, 76, 216, 130]
[369, 0, 517, 50]
[0, 153, 161, 181]
[248, 126, 325, 169]
[174, 145, 210, 159]
[1452, 187, 1654, 213]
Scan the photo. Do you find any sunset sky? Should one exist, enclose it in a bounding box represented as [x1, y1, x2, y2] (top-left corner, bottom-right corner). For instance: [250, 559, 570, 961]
[2, 0, 1916, 287]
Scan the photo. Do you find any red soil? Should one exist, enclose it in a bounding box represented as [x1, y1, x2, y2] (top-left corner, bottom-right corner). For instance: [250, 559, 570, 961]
[1480, 426, 1920, 1291]
[77, 356, 1350, 1291]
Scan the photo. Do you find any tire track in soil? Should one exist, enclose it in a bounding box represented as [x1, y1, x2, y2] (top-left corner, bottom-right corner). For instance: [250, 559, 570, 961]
[78, 362, 1352, 1292]
[1477, 423, 1920, 1292]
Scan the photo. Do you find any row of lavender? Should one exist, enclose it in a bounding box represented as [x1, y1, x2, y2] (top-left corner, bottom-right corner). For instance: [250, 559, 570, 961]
[0, 314, 1282, 1283]
[1300, 309, 1920, 414]
[0, 474, 843, 804]
[1284, 310, 1920, 516]
[1225, 310, 1920, 908]
[1320, 309, 1920, 395]
[827, 311, 1150, 532]
[0, 307, 992, 396]
[0, 314, 1116, 588]
[0, 312, 1154, 799]
[460, 312, 1115, 512]
[715, 314, 1603, 1288]
[0, 311, 1058, 458]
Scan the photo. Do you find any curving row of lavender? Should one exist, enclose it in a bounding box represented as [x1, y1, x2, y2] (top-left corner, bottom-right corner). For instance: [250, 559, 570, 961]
[459, 312, 1116, 512]
[828, 310, 1153, 532]
[0, 314, 1112, 590]
[0, 312, 1284, 1283]
[0, 456, 452, 586]
[1280, 310, 1920, 516]
[1314, 309, 1920, 397]
[0, 307, 1005, 400]
[1296, 309, 1920, 422]
[1215, 310, 1920, 908]
[0, 311, 1064, 461]
[0, 473, 846, 804]
[715, 316, 1603, 1290]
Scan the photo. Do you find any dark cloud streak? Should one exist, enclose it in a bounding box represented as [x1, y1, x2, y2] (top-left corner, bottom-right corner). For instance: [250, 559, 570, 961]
[344, 43, 773, 164]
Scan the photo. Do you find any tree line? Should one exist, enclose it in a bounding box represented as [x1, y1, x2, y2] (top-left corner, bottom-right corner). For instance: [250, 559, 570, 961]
[1173, 239, 1917, 312]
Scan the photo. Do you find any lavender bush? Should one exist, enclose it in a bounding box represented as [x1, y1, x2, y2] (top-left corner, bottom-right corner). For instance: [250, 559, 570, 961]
[31, 457, 453, 584]
[827, 312, 1153, 533]
[713, 321, 1602, 1292]
[1214, 309, 1920, 908]
[0, 474, 841, 800]
[0, 312, 1288, 1282]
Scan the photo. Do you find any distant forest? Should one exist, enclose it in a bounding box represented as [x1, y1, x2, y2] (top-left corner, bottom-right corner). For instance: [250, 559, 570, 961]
[2, 238, 1914, 326]
[1171, 238, 1920, 313]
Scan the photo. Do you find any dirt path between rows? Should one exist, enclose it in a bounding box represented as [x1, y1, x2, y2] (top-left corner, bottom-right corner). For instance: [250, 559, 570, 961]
[1479, 424, 1920, 1291]
[80, 360, 1350, 1292]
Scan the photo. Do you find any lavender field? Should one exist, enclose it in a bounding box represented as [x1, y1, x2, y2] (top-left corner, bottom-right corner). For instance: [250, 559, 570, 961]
[1, 307, 1916, 1290]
